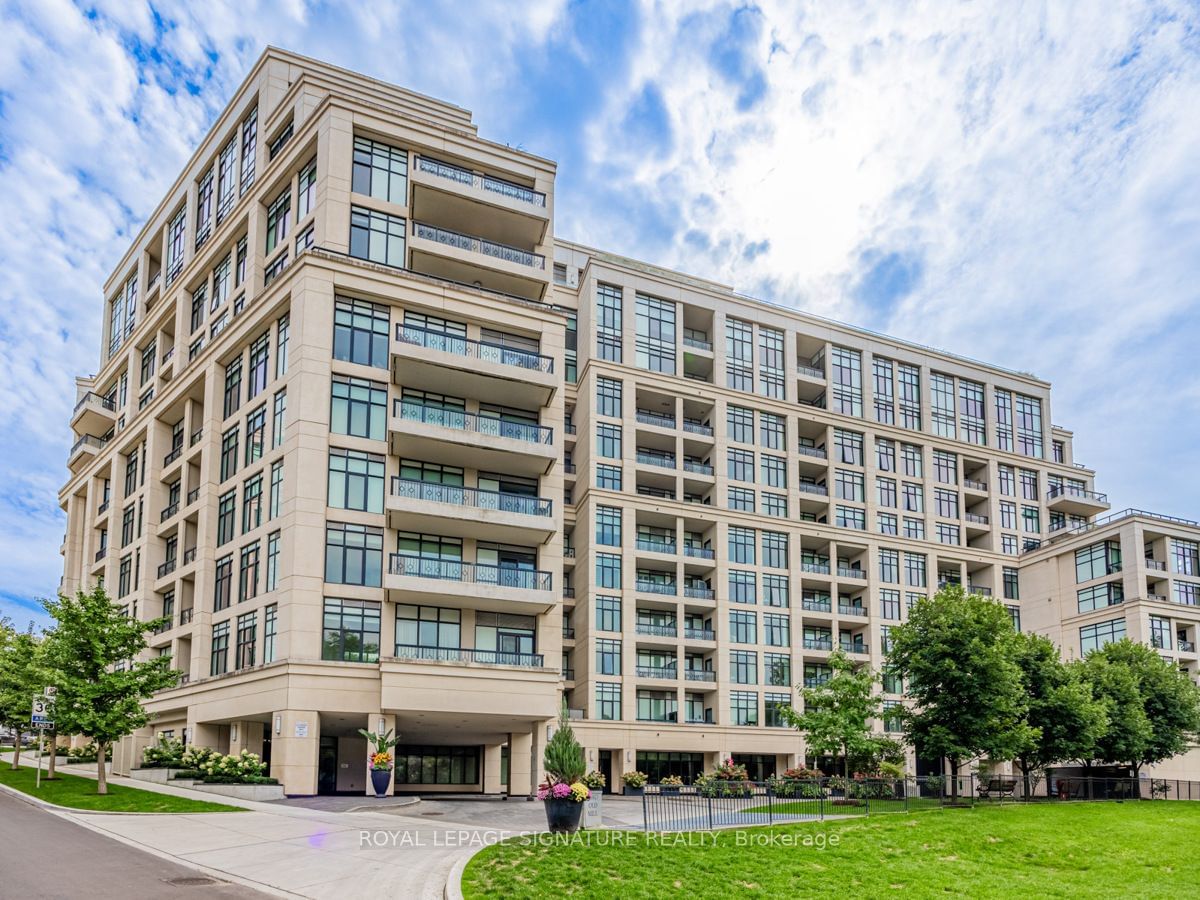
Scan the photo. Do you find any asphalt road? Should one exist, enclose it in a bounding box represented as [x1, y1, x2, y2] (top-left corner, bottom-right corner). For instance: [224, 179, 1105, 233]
[0, 789, 269, 899]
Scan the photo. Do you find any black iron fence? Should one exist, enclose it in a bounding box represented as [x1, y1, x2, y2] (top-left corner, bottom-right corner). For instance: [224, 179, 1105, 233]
[640, 774, 1200, 832]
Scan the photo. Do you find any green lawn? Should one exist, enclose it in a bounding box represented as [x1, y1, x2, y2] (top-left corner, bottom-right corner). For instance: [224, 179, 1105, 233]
[463, 802, 1200, 898]
[0, 764, 243, 813]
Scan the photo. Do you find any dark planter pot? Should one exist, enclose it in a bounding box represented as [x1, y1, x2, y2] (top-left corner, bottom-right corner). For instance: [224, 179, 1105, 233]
[625, 785, 644, 796]
[661, 785, 681, 795]
[544, 797, 585, 834]
[370, 768, 392, 798]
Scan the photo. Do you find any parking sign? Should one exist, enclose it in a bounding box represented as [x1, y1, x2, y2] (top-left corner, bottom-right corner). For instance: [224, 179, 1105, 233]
[31, 698, 53, 728]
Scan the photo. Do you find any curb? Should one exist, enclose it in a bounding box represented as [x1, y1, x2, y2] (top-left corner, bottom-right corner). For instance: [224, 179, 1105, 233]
[442, 845, 476, 900]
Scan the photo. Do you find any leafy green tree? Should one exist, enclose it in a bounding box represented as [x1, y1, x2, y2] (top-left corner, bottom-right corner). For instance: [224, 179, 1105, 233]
[41, 586, 180, 794]
[1011, 632, 1108, 796]
[0, 621, 41, 771]
[782, 649, 880, 778]
[1080, 639, 1200, 777]
[886, 585, 1033, 800]
[543, 701, 585, 786]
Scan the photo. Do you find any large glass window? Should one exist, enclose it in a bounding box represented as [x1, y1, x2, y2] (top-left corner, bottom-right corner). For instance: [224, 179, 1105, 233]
[596, 596, 621, 632]
[328, 448, 385, 513]
[1077, 582, 1123, 612]
[731, 691, 759, 726]
[595, 506, 622, 546]
[898, 363, 921, 430]
[322, 598, 381, 662]
[596, 683, 621, 720]
[1079, 617, 1125, 655]
[725, 319, 753, 392]
[395, 746, 480, 786]
[331, 375, 387, 440]
[830, 347, 862, 417]
[1015, 394, 1044, 458]
[334, 297, 390, 368]
[1075, 540, 1122, 583]
[236, 611, 256, 669]
[325, 522, 383, 586]
[873, 357, 894, 424]
[596, 283, 623, 362]
[958, 379, 986, 445]
[931, 373, 956, 438]
[758, 326, 784, 399]
[351, 136, 408, 204]
[210, 622, 230, 676]
[635, 293, 675, 373]
[395, 604, 461, 653]
[596, 639, 621, 675]
[349, 206, 406, 268]
[995, 389, 1014, 451]
[596, 377, 622, 417]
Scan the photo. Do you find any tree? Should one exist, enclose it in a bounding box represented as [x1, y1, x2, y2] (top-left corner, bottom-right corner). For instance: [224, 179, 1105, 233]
[782, 649, 880, 778]
[543, 701, 585, 786]
[886, 585, 1033, 801]
[1011, 632, 1108, 796]
[1080, 639, 1200, 777]
[0, 621, 41, 771]
[41, 586, 180, 794]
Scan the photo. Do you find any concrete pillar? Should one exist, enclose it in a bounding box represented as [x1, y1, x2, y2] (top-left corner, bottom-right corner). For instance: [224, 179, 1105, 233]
[483, 743, 504, 794]
[363, 713, 396, 796]
[615, 746, 636, 794]
[270, 709, 320, 795]
[188, 719, 221, 750]
[229, 720, 265, 757]
[508, 731, 532, 798]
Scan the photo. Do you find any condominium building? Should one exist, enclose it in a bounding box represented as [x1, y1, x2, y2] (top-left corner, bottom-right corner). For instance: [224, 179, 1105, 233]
[58, 48, 1194, 795]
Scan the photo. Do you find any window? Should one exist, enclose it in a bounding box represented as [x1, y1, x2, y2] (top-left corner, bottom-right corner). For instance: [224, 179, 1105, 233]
[1002, 534, 1018, 555]
[758, 327, 784, 399]
[352, 136, 407, 204]
[597, 465, 622, 491]
[1053, 440, 1065, 463]
[1149, 615, 1171, 650]
[830, 347, 863, 416]
[272, 389, 287, 448]
[902, 482, 924, 514]
[761, 531, 787, 569]
[596, 596, 621, 632]
[1003, 567, 1020, 601]
[266, 531, 280, 592]
[238, 543, 260, 602]
[959, 380, 986, 445]
[239, 107, 257, 192]
[331, 375, 387, 440]
[596, 553, 622, 589]
[761, 454, 787, 488]
[879, 549, 900, 584]
[233, 611, 257, 669]
[936, 523, 960, 545]
[876, 438, 896, 472]
[730, 610, 757, 644]
[934, 488, 959, 519]
[905, 553, 927, 588]
[596, 639, 621, 676]
[116, 555, 132, 597]
[241, 474, 262, 533]
[836, 470, 865, 502]
[1173, 582, 1199, 606]
[635, 293, 675, 373]
[834, 429, 864, 465]
[731, 691, 758, 726]
[596, 377, 622, 417]
[873, 357, 894, 424]
[596, 423, 622, 459]
[762, 574, 789, 607]
[728, 487, 755, 512]
[880, 589, 901, 620]
[595, 506, 622, 546]
[297, 158, 317, 219]
[1080, 618, 1125, 655]
[596, 683, 621, 720]
[395, 604, 461, 653]
[214, 555, 232, 611]
[900, 443, 922, 478]
[265, 188, 291, 254]
[729, 571, 756, 604]
[275, 313, 290, 377]
[729, 527, 756, 564]
[931, 373, 956, 438]
[596, 283, 623, 362]
[725, 319, 753, 392]
[995, 389, 1014, 451]
[878, 513, 898, 535]
[837, 506, 866, 530]
[349, 205, 406, 267]
[121, 506, 135, 546]
[933, 450, 958, 484]
[764, 614, 789, 646]
[1022, 506, 1041, 533]
[395, 745, 480, 785]
[217, 491, 236, 545]
[731, 650, 757, 684]
[727, 406, 754, 444]
[328, 448, 385, 513]
[898, 363, 921, 430]
[210, 622, 230, 676]
[728, 449, 754, 482]
[638, 690, 678, 723]
[1000, 501, 1017, 529]
[1172, 539, 1200, 576]
[877, 476, 897, 509]
[1076, 541, 1122, 582]
[325, 523, 383, 586]
[1077, 582, 1123, 612]
[261, 604, 277, 663]
[216, 136, 237, 221]
[762, 492, 788, 518]
[213, 253, 232, 309]
[223, 359, 242, 419]
[269, 460, 284, 520]
[760, 412, 785, 449]
[244, 405, 266, 464]
[322, 598, 381, 662]
[165, 206, 186, 285]
[334, 297, 390, 368]
[1015, 394, 1044, 458]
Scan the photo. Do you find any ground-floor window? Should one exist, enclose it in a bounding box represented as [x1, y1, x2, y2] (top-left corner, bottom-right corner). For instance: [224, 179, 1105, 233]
[395, 745, 480, 785]
[732, 753, 777, 782]
[636, 751, 704, 785]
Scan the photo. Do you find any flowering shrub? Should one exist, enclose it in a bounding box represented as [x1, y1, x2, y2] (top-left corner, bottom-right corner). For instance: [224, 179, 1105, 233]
[370, 751, 393, 772]
[536, 781, 590, 802]
[712, 757, 749, 781]
[142, 736, 185, 768]
[175, 747, 274, 783]
[582, 770, 606, 789]
[569, 782, 590, 802]
[621, 770, 648, 788]
[659, 775, 684, 787]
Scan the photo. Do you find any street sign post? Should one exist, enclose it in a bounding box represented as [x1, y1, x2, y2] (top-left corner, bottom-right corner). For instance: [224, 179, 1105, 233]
[31, 697, 54, 789]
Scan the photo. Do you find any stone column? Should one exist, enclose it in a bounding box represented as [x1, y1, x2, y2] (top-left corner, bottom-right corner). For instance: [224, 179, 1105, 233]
[508, 731, 532, 798]
[270, 710, 320, 796]
[364, 713, 396, 796]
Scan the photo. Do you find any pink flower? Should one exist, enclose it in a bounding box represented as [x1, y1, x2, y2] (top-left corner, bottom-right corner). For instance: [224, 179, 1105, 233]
[551, 782, 572, 799]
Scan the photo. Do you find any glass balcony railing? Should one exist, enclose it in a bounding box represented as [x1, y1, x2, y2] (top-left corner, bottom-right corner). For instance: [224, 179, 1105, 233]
[392, 645, 545, 667]
[388, 555, 552, 591]
[415, 155, 546, 207]
[390, 477, 552, 516]
[395, 323, 553, 373]
[413, 221, 545, 269]
[393, 400, 552, 444]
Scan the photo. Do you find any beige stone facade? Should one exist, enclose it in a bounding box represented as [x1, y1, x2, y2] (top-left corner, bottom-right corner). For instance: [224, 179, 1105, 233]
[59, 48, 1197, 795]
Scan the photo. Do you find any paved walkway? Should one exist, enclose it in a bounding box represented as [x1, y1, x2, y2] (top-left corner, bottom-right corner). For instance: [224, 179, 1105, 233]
[6, 752, 643, 898]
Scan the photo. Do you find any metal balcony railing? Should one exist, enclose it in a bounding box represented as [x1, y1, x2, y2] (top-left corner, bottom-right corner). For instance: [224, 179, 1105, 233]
[636, 623, 678, 638]
[636, 579, 677, 595]
[1048, 485, 1109, 503]
[187, 487, 200, 505]
[388, 555, 552, 590]
[164, 446, 182, 466]
[797, 363, 824, 379]
[183, 547, 197, 564]
[562, 626, 575, 639]
[683, 336, 712, 351]
[803, 638, 834, 651]
[70, 435, 107, 456]
[963, 478, 988, 491]
[683, 627, 715, 641]
[413, 221, 545, 269]
[684, 545, 715, 559]
[179, 608, 193, 626]
[802, 598, 832, 612]
[160, 502, 179, 523]
[637, 666, 677, 680]
[837, 604, 866, 616]
[797, 445, 827, 460]
[801, 562, 831, 575]
[837, 567, 866, 579]
[841, 643, 870, 655]
[637, 451, 676, 469]
[965, 512, 989, 524]
[394, 323, 553, 373]
[683, 460, 714, 476]
[685, 669, 716, 682]
[798, 483, 829, 496]
[682, 420, 713, 436]
[415, 155, 547, 207]
[94, 547, 108, 563]
[390, 477, 553, 516]
[393, 400, 553, 444]
[157, 558, 177, 578]
[636, 539, 676, 555]
[73, 391, 116, 414]
[392, 645, 545, 667]
[636, 410, 676, 429]
[684, 586, 714, 600]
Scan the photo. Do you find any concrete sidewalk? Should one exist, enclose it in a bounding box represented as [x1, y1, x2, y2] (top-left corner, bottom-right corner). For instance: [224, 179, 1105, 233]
[8, 751, 641, 898]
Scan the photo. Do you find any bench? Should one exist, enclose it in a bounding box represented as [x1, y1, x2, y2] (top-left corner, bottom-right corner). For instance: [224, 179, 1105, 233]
[976, 778, 1017, 799]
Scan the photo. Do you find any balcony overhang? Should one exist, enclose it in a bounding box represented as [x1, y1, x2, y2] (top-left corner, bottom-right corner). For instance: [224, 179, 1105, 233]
[410, 162, 550, 247]
[384, 572, 557, 615]
[71, 394, 117, 437]
[1047, 491, 1111, 517]
[391, 336, 556, 409]
[388, 414, 557, 477]
[408, 224, 549, 302]
[385, 492, 558, 544]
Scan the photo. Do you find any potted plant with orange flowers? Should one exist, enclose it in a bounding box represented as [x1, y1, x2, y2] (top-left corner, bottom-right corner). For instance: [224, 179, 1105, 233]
[358, 728, 399, 798]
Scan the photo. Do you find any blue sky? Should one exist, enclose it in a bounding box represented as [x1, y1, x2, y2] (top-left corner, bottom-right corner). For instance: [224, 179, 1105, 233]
[1, 1, 1199, 628]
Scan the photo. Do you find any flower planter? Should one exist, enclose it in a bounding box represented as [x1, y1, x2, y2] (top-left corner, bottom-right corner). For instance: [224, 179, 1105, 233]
[624, 785, 644, 796]
[544, 797, 585, 834]
[370, 768, 392, 798]
[660, 785, 681, 795]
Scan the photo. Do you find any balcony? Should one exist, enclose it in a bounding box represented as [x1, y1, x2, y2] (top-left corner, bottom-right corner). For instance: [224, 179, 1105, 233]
[837, 604, 867, 617]
[386, 554, 555, 613]
[801, 562, 832, 576]
[684, 585, 714, 601]
[802, 598, 832, 613]
[636, 579, 677, 596]
[178, 608, 193, 626]
[797, 445, 827, 461]
[963, 478, 988, 493]
[682, 420, 713, 437]
[392, 645, 546, 668]
[68, 434, 106, 470]
[804, 676, 831, 689]
[837, 567, 866, 580]
[636, 666, 677, 680]
[684, 545, 715, 560]
[1047, 485, 1111, 516]
[392, 323, 556, 408]
[683, 627, 715, 641]
[386, 477, 556, 543]
[683, 336, 713, 352]
[183, 546, 197, 564]
[841, 643, 870, 655]
[410, 155, 549, 246]
[186, 487, 201, 506]
[71, 391, 117, 435]
[804, 638, 834, 651]
[636, 451, 676, 470]
[156, 558, 177, 579]
[562, 626, 575, 639]
[636, 538, 677, 556]
[389, 401, 555, 477]
[798, 483, 829, 497]
[683, 460, 713, 476]
[1146, 559, 1167, 572]
[93, 547, 108, 564]
[636, 623, 678, 639]
[409, 221, 548, 301]
[163, 446, 183, 467]
[160, 502, 179, 524]
[685, 669, 716, 683]
[636, 410, 676, 430]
